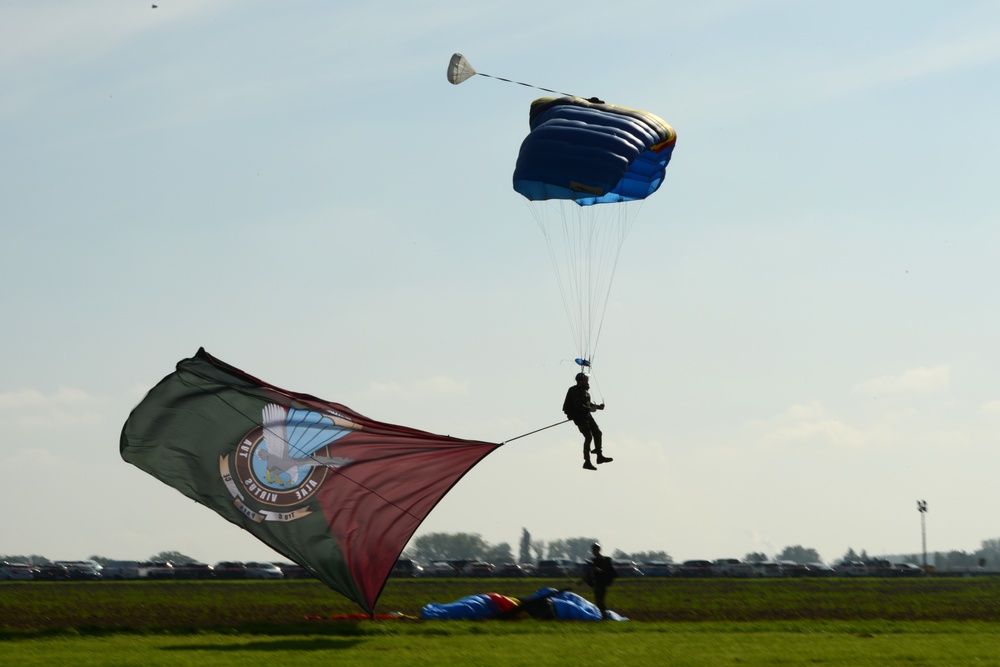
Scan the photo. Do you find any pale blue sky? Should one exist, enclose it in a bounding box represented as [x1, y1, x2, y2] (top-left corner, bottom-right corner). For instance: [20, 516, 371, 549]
[3, 0, 999, 567]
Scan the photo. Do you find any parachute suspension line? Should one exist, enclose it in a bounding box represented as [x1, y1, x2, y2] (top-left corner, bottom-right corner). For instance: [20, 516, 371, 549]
[529, 199, 640, 366]
[589, 200, 642, 358]
[530, 201, 584, 361]
[587, 367, 606, 405]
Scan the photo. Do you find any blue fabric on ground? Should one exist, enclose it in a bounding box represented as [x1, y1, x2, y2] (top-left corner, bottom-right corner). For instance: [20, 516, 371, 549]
[526, 587, 628, 621]
[420, 593, 502, 620]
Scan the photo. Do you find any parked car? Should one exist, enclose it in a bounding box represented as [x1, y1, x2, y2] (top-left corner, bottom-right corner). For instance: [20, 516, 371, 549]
[806, 562, 836, 577]
[56, 561, 103, 580]
[675, 560, 714, 577]
[272, 562, 312, 579]
[535, 560, 571, 578]
[103, 560, 140, 580]
[494, 563, 528, 577]
[834, 561, 868, 577]
[423, 561, 459, 577]
[892, 562, 926, 577]
[713, 558, 755, 577]
[461, 561, 495, 577]
[1, 561, 35, 581]
[244, 562, 283, 579]
[32, 564, 71, 581]
[777, 561, 811, 577]
[173, 562, 214, 579]
[751, 562, 784, 577]
[213, 561, 247, 579]
[138, 561, 175, 579]
[865, 559, 897, 577]
[615, 561, 645, 577]
[390, 559, 424, 578]
[642, 562, 673, 577]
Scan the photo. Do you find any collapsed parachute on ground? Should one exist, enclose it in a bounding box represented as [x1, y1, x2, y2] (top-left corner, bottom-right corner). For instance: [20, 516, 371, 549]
[121, 348, 500, 614]
[421, 587, 628, 621]
[512, 96, 676, 367]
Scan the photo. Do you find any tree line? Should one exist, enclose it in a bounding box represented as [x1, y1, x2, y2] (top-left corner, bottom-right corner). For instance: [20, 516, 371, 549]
[401, 531, 1000, 569]
[7, 537, 1000, 570]
[0, 551, 198, 567]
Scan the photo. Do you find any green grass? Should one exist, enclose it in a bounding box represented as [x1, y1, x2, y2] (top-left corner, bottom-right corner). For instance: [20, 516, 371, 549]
[5, 622, 1000, 666]
[4, 578, 1000, 665]
[4, 577, 1000, 632]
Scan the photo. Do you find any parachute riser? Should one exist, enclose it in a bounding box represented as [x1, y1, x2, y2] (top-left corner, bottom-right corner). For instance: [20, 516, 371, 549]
[447, 53, 574, 97]
[474, 72, 573, 97]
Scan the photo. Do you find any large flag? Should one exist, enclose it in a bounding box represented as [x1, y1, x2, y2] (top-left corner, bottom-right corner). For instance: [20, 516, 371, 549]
[121, 348, 500, 613]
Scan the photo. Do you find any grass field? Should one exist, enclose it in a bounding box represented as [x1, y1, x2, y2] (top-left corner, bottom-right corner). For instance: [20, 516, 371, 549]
[3, 578, 1000, 665]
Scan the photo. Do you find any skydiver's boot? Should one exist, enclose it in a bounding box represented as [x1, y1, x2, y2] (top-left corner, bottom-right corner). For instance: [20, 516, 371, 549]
[593, 430, 610, 464]
[583, 437, 596, 470]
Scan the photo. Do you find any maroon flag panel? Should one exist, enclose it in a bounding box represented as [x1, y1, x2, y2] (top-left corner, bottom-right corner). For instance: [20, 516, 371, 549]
[121, 348, 500, 612]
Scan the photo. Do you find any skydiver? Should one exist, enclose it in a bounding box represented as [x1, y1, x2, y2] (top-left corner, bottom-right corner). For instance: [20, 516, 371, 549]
[562, 372, 612, 470]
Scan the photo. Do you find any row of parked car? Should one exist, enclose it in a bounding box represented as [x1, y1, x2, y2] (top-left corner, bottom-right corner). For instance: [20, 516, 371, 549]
[0, 559, 312, 581]
[391, 558, 639, 578]
[666, 559, 927, 578]
[3, 557, 930, 582]
[390, 558, 930, 578]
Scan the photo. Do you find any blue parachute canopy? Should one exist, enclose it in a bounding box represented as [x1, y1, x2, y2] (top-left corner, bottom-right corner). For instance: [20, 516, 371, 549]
[512, 97, 676, 205]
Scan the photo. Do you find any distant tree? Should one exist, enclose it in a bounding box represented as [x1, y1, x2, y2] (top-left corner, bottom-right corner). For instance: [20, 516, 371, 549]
[976, 538, 1000, 569]
[840, 547, 861, 563]
[530, 539, 546, 562]
[483, 542, 514, 564]
[88, 555, 111, 566]
[744, 552, 768, 563]
[935, 550, 978, 570]
[409, 532, 489, 562]
[777, 545, 821, 564]
[519, 528, 532, 564]
[547, 537, 599, 562]
[151, 551, 197, 564]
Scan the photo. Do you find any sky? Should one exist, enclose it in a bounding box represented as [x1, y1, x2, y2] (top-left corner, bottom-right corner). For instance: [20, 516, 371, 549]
[2, 0, 999, 568]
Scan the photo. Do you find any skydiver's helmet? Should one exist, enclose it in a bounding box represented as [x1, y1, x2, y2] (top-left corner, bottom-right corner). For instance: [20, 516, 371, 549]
[575, 372, 588, 382]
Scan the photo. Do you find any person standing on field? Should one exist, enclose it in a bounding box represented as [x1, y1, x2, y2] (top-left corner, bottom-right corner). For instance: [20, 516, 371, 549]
[583, 542, 617, 619]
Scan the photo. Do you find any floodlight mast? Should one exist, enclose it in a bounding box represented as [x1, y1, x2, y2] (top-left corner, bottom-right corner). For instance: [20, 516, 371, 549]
[917, 500, 928, 570]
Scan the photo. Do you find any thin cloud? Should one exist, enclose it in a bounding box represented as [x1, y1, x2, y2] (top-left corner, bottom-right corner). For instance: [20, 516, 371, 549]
[9, 446, 67, 468]
[853, 366, 951, 397]
[0, 1, 229, 71]
[0, 387, 108, 410]
[0, 387, 109, 429]
[818, 30, 1000, 100]
[749, 401, 866, 449]
[979, 400, 1000, 415]
[363, 376, 470, 401]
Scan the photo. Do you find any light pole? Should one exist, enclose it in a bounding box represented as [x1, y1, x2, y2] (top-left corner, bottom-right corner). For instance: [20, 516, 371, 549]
[917, 500, 928, 570]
